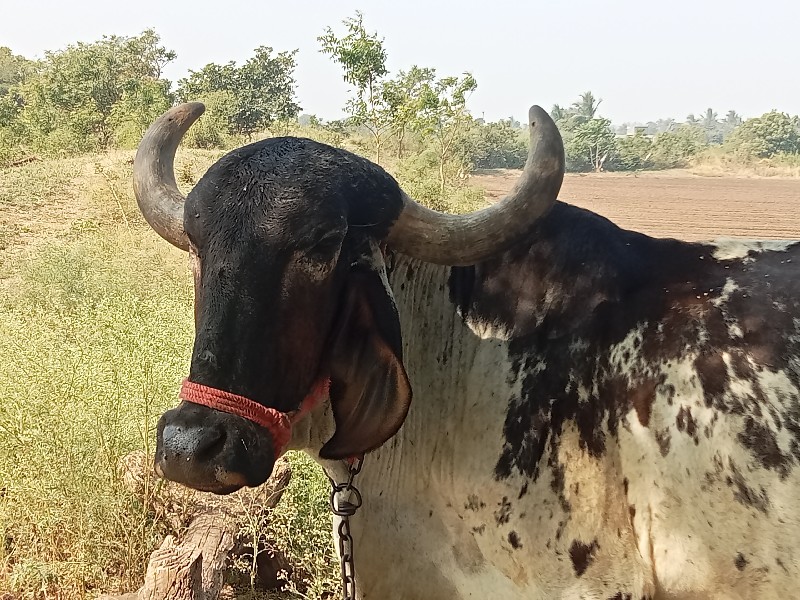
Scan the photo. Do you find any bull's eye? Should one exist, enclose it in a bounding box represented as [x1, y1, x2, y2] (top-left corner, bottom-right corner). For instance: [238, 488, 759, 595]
[307, 231, 344, 262]
[293, 230, 344, 281]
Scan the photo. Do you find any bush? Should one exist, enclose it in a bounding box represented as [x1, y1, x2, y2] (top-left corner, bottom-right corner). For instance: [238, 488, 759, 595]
[609, 133, 654, 171]
[724, 111, 800, 159]
[650, 125, 707, 168]
[463, 121, 527, 169]
[393, 148, 486, 213]
[183, 91, 239, 149]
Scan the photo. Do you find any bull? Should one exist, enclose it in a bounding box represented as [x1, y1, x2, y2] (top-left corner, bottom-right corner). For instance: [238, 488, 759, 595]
[132, 102, 800, 599]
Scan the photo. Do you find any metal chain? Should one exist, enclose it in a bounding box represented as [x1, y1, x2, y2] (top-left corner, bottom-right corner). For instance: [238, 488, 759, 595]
[328, 457, 363, 600]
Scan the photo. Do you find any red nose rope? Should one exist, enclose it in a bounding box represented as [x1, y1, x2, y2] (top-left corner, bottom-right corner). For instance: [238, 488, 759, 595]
[180, 378, 331, 459]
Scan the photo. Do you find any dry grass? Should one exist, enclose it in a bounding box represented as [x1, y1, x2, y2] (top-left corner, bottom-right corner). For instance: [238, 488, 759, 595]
[691, 148, 800, 178]
[0, 150, 336, 599]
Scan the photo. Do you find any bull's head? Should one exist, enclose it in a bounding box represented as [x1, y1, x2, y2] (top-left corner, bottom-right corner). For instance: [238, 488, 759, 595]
[133, 102, 564, 493]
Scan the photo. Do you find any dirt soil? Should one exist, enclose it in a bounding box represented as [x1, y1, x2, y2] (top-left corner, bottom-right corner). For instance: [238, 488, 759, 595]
[472, 170, 800, 241]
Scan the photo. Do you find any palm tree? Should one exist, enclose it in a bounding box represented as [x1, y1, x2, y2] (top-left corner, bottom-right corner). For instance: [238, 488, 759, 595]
[724, 110, 742, 128]
[550, 104, 569, 122]
[700, 108, 718, 130]
[571, 91, 602, 119]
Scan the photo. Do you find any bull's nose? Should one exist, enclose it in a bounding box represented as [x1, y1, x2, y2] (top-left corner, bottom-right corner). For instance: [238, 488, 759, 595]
[154, 402, 275, 493]
[160, 423, 225, 463]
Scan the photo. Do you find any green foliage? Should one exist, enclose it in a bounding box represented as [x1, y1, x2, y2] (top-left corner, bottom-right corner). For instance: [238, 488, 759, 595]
[264, 453, 339, 597]
[725, 110, 800, 158]
[697, 108, 723, 144]
[319, 11, 390, 161]
[318, 11, 388, 93]
[110, 78, 173, 148]
[551, 93, 615, 172]
[572, 118, 616, 172]
[410, 72, 478, 194]
[611, 132, 654, 171]
[0, 46, 36, 96]
[2, 30, 174, 155]
[0, 230, 194, 598]
[459, 120, 527, 169]
[0, 152, 341, 599]
[381, 66, 437, 158]
[571, 91, 602, 120]
[650, 125, 708, 168]
[393, 147, 486, 213]
[182, 90, 239, 149]
[177, 46, 301, 139]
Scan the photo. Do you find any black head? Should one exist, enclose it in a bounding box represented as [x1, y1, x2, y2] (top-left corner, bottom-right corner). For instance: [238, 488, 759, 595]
[132, 102, 565, 493]
[154, 137, 412, 492]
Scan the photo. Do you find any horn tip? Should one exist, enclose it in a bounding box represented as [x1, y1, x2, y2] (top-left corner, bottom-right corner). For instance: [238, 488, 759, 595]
[527, 105, 551, 128]
[174, 102, 206, 121]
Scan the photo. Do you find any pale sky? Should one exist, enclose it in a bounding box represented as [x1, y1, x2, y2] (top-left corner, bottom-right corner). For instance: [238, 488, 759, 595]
[3, 0, 799, 125]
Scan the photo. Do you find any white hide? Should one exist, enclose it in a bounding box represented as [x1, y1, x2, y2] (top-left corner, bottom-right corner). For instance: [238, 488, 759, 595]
[712, 239, 798, 262]
[289, 254, 800, 600]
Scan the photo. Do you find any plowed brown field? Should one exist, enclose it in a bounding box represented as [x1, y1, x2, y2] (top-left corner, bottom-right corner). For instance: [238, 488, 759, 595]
[472, 170, 800, 241]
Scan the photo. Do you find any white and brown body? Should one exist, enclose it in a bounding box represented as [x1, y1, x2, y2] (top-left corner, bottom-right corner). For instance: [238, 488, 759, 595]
[133, 103, 800, 599]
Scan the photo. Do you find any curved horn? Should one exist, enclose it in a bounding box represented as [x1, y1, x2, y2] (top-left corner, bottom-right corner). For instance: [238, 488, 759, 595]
[133, 102, 205, 251]
[386, 105, 564, 266]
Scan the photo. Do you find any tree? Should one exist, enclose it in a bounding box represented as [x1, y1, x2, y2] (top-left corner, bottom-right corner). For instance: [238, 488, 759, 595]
[319, 12, 390, 162]
[572, 118, 616, 172]
[650, 125, 707, 167]
[550, 104, 569, 122]
[571, 91, 602, 121]
[612, 132, 653, 171]
[0, 47, 36, 96]
[699, 108, 723, 144]
[410, 72, 478, 195]
[177, 46, 301, 140]
[11, 30, 175, 150]
[381, 66, 436, 158]
[725, 111, 800, 158]
[721, 110, 742, 139]
[462, 119, 527, 169]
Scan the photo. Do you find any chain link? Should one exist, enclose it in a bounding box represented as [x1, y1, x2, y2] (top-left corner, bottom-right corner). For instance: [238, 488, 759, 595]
[328, 457, 363, 600]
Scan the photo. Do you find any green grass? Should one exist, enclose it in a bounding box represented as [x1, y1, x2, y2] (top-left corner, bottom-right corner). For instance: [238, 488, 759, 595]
[0, 151, 338, 599]
[0, 140, 492, 599]
[0, 226, 194, 598]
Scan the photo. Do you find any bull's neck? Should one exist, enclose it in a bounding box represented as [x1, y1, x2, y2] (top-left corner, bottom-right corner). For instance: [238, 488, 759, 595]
[381, 201, 700, 488]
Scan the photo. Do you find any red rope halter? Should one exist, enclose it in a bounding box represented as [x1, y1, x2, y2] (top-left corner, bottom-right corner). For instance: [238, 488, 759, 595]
[180, 378, 330, 458]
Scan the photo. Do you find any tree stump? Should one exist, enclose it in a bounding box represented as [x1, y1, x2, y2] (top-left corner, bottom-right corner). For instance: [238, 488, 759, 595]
[100, 451, 292, 600]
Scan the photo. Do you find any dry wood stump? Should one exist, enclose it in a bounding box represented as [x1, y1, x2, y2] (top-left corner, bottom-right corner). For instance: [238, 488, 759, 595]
[100, 451, 293, 600]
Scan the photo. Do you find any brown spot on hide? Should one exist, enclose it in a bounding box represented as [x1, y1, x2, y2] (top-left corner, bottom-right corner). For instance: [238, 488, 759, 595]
[655, 428, 671, 456]
[726, 460, 770, 513]
[495, 497, 512, 525]
[569, 538, 599, 576]
[676, 405, 699, 443]
[735, 553, 748, 571]
[465, 495, 486, 511]
[695, 352, 729, 407]
[631, 379, 657, 426]
[738, 416, 790, 477]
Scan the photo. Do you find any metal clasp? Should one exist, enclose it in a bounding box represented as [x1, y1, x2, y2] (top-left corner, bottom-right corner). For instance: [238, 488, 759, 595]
[327, 457, 364, 600]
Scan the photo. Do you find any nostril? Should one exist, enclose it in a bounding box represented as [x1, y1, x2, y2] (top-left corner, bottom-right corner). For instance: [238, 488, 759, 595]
[161, 423, 226, 463]
[195, 427, 227, 460]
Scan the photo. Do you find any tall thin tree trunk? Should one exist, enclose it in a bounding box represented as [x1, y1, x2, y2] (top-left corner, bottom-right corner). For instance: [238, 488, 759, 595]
[439, 154, 445, 197]
[397, 127, 405, 159]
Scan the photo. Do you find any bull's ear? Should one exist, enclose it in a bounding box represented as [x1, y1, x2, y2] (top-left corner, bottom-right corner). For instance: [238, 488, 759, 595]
[320, 247, 412, 460]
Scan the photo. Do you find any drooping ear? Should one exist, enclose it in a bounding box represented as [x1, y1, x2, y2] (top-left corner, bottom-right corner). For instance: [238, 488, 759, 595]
[319, 241, 412, 460]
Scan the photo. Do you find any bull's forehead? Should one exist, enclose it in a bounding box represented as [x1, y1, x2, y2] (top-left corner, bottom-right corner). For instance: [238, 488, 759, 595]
[183, 136, 404, 247]
[185, 184, 348, 251]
